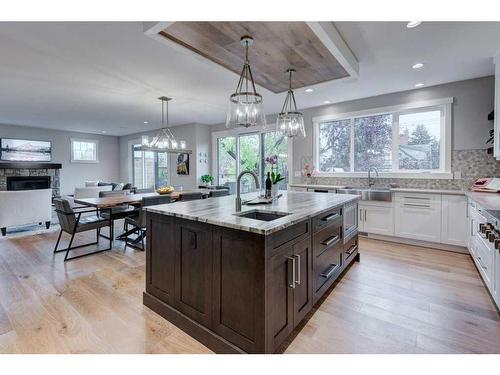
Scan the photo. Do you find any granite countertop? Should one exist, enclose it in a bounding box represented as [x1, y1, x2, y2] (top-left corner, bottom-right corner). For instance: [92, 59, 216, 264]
[288, 183, 465, 196]
[466, 191, 500, 212]
[145, 191, 359, 235]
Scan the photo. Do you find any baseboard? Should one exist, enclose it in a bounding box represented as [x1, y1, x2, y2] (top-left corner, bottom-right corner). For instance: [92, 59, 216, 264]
[142, 292, 245, 354]
[360, 233, 469, 254]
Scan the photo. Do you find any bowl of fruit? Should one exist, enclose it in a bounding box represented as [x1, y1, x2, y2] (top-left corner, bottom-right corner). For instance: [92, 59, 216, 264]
[157, 186, 174, 195]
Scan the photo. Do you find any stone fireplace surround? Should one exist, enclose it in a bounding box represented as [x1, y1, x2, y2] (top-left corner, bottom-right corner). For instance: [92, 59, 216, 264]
[0, 162, 61, 196]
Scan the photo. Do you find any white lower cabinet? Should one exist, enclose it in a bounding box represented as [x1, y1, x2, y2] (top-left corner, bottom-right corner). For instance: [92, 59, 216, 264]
[394, 193, 442, 243]
[441, 195, 468, 246]
[358, 202, 394, 236]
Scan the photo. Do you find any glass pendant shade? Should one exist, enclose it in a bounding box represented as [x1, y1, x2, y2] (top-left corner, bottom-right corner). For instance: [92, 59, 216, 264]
[226, 36, 266, 129]
[141, 97, 188, 152]
[276, 69, 306, 138]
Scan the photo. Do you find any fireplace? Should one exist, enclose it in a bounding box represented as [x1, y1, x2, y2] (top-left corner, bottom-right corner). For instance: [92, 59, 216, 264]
[7, 176, 51, 191]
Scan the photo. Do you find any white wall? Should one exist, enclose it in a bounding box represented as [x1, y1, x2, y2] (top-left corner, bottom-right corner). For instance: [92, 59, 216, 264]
[0, 123, 119, 195]
[118, 123, 211, 190]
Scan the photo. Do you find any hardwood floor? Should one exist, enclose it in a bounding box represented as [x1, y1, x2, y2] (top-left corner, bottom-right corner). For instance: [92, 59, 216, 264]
[0, 227, 498, 353]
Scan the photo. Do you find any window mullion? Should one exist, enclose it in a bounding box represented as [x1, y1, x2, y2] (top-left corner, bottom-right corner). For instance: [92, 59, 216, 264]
[392, 113, 400, 172]
[350, 118, 355, 172]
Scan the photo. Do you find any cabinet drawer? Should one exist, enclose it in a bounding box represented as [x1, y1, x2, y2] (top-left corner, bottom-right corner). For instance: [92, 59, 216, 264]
[394, 192, 441, 205]
[312, 206, 342, 233]
[313, 245, 343, 301]
[343, 236, 358, 265]
[313, 222, 342, 258]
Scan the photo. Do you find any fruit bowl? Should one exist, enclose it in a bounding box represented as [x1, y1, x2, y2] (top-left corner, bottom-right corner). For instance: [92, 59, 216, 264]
[157, 186, 174, 195]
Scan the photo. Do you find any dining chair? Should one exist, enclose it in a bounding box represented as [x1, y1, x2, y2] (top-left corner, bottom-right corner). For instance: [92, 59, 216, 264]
[123, 195, 173, 250]
[134, 187, 155, 194]
[179, 192, 204, 201]
[53, 198, 112, 261]
[98, 190, 138, 236]
[209, 189, 230, 198]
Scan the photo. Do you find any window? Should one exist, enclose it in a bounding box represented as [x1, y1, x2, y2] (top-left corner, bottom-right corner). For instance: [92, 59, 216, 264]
[314, 98, 452, 177]
[132, 145, 169, 189]
[71, 139, 98, 163]
[213, 130, 290, 191]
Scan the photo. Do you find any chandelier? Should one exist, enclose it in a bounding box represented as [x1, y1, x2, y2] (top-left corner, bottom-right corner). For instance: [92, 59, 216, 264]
[141, 96, 188, 152]
[276, 69, 306, 138]
[226, 35, 266, 129]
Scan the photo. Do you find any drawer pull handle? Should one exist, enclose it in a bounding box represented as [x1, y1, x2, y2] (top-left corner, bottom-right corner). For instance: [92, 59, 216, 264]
[404, 196, 430, 200]
[403, 203, 431, 208]
[476, 256, 487, 271]
[320, 263, 340, 279]
[321, 235, 340, 247]
[321, 212, 339, 222]
[346, 244, 358, 256]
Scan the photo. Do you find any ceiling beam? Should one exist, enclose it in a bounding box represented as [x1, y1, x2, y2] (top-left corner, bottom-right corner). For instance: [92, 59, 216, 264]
[306, 22, 359, 79]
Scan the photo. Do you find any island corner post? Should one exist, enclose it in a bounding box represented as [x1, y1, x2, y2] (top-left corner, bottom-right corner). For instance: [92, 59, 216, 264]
[142, 192, 359, 353]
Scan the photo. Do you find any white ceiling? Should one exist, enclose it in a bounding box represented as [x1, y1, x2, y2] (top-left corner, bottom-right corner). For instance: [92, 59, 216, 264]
[0, 21, 499, 136]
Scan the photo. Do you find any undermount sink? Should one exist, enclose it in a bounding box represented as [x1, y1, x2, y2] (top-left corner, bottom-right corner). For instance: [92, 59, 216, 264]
[233, 209, 291, 221]
[336, 187, 392, 202]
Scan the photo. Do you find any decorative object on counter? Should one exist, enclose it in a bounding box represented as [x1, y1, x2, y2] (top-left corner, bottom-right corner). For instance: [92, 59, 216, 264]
[176, 153, 189, 175]
[225, 35, 266, 129]
[302, 161, 316, 183]
[139, 97, 190, 154]
[157, 186, 174, 195]
[471, 178, 500, 193]
[265, 154, 285, 198]
[201, 174, 214, 186]
[276, 68, 306, 138]
[245, 193, 283, 205]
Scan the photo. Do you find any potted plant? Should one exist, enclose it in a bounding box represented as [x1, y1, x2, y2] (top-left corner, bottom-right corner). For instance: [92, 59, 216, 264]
[201, 174, 214, 187]
[265, 154, 285, 198]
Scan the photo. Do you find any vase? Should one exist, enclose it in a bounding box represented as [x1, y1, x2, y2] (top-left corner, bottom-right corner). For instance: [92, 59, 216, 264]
[271, 184, 279, 198]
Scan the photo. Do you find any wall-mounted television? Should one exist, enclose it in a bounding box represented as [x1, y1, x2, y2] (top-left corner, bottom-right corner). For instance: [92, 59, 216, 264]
[0, 138, 52, 162]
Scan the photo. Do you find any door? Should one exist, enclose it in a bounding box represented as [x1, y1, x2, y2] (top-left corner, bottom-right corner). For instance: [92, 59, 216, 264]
[174, 220, 213, 326]
[292, 237, 313, 327]
[361, 204, 394, 236]
[441, 195, 468, 246]
[268, 244, 294, 350]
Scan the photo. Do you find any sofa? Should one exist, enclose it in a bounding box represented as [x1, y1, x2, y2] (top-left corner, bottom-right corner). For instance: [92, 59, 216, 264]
[73, 181, 133, 199]
[0, 188, 52, 236]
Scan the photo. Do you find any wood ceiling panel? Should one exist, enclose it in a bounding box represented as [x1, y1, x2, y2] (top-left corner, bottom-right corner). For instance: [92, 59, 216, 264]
[159, 22, 349, 93]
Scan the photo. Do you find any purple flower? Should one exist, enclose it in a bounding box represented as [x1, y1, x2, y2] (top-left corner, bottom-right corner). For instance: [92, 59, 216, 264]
[266, 154, 278, 165]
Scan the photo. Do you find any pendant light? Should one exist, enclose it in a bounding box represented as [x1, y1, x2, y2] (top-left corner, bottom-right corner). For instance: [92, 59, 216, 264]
[226, 35, 266, 129]
[276, 69, 306, 138]
[140, 96, 189, 153]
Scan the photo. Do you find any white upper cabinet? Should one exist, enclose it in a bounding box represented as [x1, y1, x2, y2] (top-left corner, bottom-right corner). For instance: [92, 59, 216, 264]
[441, 195, 468, 246]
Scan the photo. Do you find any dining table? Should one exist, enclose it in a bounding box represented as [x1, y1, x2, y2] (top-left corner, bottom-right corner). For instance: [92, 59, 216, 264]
[73, 189, 213, 243]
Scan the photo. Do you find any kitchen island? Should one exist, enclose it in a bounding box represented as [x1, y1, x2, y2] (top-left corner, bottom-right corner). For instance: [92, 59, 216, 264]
[143, 191, 359, 353]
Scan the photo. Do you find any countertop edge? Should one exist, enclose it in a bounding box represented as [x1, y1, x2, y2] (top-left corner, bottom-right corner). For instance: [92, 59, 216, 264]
[288, 184, 466, 196]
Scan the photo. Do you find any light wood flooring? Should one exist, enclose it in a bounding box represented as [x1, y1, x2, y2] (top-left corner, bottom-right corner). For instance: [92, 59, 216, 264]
[0, 227, 499, 354]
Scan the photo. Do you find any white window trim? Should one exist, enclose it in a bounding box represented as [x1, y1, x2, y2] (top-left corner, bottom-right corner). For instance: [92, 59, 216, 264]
[312, 97, 453, 179]
[211, 127, 293, 185]
[70, 138, 99, 163]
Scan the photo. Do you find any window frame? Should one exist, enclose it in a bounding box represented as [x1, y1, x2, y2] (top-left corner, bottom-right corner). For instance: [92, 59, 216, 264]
[131, 144, 169, 189]
[312, 97, 453, 179]
[70, 138, 99, 163]
[211, 127, 293, 186]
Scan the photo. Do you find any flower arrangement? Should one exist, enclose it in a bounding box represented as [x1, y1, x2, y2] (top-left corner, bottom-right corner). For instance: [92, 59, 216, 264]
[302, 163, 315, 178]
[265, 154, 285, 185]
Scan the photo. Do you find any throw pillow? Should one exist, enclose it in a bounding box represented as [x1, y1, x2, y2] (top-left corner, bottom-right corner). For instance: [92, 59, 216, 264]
[113, 183, 125, 191]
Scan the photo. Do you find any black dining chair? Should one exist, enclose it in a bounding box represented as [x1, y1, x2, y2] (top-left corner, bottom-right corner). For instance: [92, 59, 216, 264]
[53, 198, 112, 261]
[123, 195, 173, 250]
[179, 192, 204, 201]
[98, 190, 138, 237]
[208, 189, 230, 198]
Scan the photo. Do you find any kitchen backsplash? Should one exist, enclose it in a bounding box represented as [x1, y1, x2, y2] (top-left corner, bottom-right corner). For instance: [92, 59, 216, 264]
[298, 149, 500, 191]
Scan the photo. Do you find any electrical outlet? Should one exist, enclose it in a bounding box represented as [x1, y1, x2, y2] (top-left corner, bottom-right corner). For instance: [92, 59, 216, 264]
[294, 171, 301, 177]
[453, 171, 462, 179]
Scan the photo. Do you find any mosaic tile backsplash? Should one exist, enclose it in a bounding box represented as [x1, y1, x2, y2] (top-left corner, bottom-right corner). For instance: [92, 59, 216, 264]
[297, 149, 500, 191]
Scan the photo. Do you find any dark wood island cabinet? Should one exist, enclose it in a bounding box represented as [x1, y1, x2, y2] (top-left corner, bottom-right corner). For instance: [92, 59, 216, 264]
[143, 191, 359, 353]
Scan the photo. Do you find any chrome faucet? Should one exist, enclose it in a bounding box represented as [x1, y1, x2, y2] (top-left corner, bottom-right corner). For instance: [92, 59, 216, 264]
[368, 167, 379, 188]
[235, 170, 260, 212]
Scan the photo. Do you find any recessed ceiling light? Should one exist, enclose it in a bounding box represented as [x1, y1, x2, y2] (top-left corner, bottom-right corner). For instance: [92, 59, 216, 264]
[305, 88, 314, 93]
[415, 83, 425, 88]
[406, 21, 422, 28]
[143, 121, 149, 124]
[323, 100, 331, 104]
[412, 63, 424, 69]
[101, 130, 107, 134]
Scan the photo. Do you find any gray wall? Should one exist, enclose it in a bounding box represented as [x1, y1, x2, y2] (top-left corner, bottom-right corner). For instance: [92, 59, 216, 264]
[118, 123, 211, 190]
[209, 76, 495, 181]
[0, 123, 120, 195]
